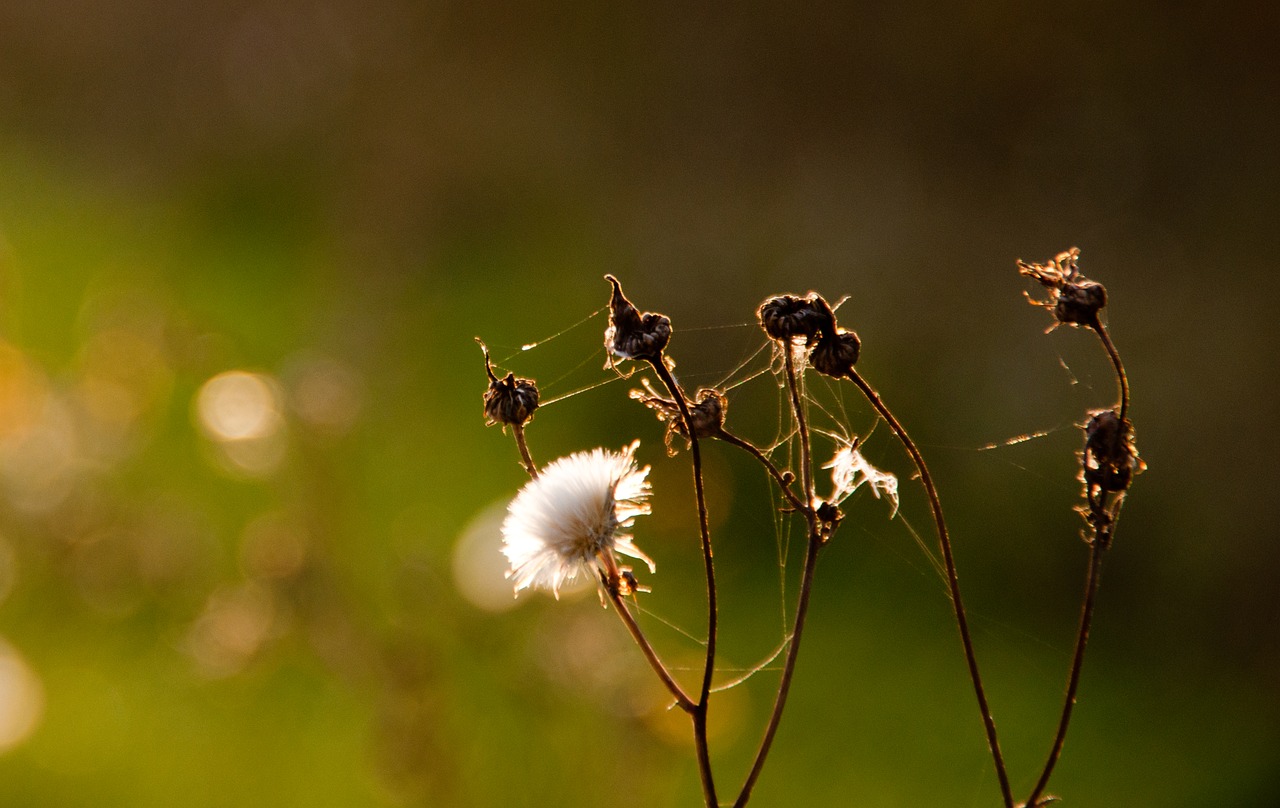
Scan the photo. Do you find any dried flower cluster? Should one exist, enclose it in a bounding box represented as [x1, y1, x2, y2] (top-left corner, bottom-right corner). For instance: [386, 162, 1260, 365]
[479, 255, 1140, 808]
[757, 292, 861, 378]
[1017, 246, 1108, 330]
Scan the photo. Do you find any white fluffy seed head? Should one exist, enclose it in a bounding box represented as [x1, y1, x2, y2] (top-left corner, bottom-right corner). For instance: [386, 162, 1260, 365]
[501, 441, 655, 597]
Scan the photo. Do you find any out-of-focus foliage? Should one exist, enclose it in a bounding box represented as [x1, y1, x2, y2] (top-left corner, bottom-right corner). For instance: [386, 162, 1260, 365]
[0, 1, 1276, 805]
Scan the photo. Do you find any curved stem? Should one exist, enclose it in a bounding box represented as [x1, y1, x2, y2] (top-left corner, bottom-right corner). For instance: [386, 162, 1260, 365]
[648, 357, 719, 808]
[609, 589, 697, 713]
[734, 534, 820, 807]
[732, 347, 822, 807]
[1092, 323, 1130, 421]
[784, 350, 815, 504]
[718, 429, 807, 513]
[511, 424, 538, 478]
[1024, 543, 1105, 808]
[844, 369, 1014, 808]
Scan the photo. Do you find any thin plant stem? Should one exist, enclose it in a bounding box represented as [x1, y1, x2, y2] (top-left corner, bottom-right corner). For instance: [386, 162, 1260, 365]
[1024, 542, 1105, 808]
[608, 588, 697, 713]
[844, 368, 1014, 808]
[785, 349, 816, 504]
[1092, 323, 1130, 420]
[511, 424, 538, 478]
[718, 429, 807, 513]
[1027, 320, 1128, 807]
[732, 349, 821, 807]
[648, 356, 719, 808]
[734, 533, 820, 807]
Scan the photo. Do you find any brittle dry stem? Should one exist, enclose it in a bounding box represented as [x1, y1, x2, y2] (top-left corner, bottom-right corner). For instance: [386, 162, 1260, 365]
[732, 349, 822, 807]
[511, 424, 539, 479]
[647, 356, 720, 808]
[1024, 542, 1104, 808]
[608, 589, 697, 713]
[844, 368, 1014, 808]
[1093, 323, 1130, 421]
[718, 429, 807, 513]
[1026, 321, 1128, 807]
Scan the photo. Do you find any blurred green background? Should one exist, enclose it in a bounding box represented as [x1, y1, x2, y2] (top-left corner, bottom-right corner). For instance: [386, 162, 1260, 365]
[1, 1, 1276, 806]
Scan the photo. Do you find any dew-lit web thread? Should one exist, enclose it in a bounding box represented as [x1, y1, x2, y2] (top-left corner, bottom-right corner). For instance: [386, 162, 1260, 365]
[498, 305, 607, 360]
[486, 305, 642, 410]
[1059, 354, 1079, 386]
[708, 635, 790, 693]
[538, 350, 635, 406]
[634, 602, 706, 647]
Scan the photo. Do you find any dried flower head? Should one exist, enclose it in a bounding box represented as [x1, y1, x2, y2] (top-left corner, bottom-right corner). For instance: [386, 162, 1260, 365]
[758, 292, 860, 377]
[810, 329, 861, 378]
[824, 438, 899, 517]
[604, 275, 671, 362]
[479, 339, 539, 428]
[1082, 409, 1142, 496]
[501, 441, 655, 597]
[630, 383, 726, 455]
[1017, 247, 1107, 329]
[757, 293, 835, 344]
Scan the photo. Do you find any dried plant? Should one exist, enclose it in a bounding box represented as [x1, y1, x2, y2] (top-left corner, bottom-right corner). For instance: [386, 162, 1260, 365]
[479, 252, 1140, 806]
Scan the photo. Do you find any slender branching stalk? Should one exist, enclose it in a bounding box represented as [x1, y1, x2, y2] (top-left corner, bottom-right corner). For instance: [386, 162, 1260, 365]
[511, 424, 538, 479]
[1022, 317, 1134, 808]
[609, 587, 698, 713]
[732, 348, 825, 807]
[843, 368, 1015, 808]
[647, 356, 720, 808]
[1094, 323, 1130, 420]
[1023, 542, 1104, 808]
[1015, 248, 1139, 807]
[718, 429, 807, 513]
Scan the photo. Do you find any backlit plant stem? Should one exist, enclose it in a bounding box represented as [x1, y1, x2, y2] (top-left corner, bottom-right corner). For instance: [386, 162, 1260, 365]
[1025, 320, 1130, 807]
[1094, 323, 1130, 420]
[1023, 542, 1104, 808]
[844, 368, 1014, 808]
[647, 356, 720, 808]
[511, 424, 538, 479]
[733, 348, 822, 807]
[608, 589, 697, 713]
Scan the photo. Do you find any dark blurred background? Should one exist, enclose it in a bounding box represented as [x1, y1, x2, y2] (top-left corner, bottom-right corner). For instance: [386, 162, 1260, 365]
[0, 1, 1276, 805]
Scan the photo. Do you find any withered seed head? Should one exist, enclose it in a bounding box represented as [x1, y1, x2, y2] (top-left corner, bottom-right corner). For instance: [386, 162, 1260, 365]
[810, 329, 861, 378]
[604, 275, 671, 362]
[1082, 409, 1141, 495]
[1017, 247, 1107, 329]
[757, 293, 835, 344]
[478, 339, 539, 428]
[631, 384, 726, 455]
[758, 292, 860, 376]
[1053, 280, 1107, 329]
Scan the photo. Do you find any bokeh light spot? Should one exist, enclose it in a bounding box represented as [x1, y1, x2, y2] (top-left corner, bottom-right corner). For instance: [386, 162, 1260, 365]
[196, 371, 282, 442]
[0, 638, 44, 754]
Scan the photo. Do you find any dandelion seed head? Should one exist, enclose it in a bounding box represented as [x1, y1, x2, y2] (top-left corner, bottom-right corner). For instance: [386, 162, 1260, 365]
[502, 441, 655, 597]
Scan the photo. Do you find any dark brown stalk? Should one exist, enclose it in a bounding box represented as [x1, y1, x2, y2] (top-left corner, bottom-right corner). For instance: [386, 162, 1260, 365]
[734, 533, 820, 807]
[844, 368, 1014, 808]
[1023, 542, 1105, 808]
[718, 429, 807, 513]
[608, 589, 697, 713]
[1026, 321, 1127, 807]
[1092, 324, 1130, 421]
[732, 349, 822, 807]
[511, 424, 538, 479]
[647, 356, 719, 808]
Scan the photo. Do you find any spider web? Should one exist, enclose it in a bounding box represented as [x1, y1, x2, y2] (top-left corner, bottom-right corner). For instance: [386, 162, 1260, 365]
[482, 302, 1087, 694]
